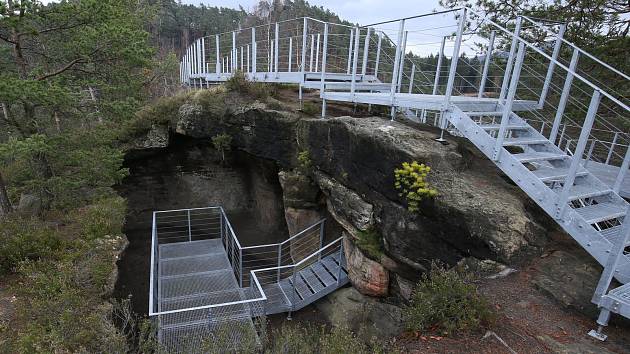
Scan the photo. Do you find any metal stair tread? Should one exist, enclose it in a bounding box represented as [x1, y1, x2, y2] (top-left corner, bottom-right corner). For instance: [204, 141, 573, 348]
[478, 123, 529, 131]
[502, 136, 550, 146]
[310, 262, 337, 286]
[301, 267, 326, 293]
[513, 151, 569, 163]
[465, 111, 503, 116]
[600, 226, 630, 247]
[287, 272, 314, 301]
[552, 183, 613, 201]
[609, 283, 630, 301]
[532, 166, 589, 182]
[573, 202, 627, 224]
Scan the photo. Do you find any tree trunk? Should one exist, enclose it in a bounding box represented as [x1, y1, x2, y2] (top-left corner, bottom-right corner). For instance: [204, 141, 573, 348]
[0, 171, 13, 218]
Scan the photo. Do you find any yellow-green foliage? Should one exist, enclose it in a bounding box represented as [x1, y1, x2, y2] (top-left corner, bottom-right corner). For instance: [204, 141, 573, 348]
[404, 264, 495, 335]
[297, 150, 312, 172]
[355, 228, 383, 260]
[394, 161, 437, 212]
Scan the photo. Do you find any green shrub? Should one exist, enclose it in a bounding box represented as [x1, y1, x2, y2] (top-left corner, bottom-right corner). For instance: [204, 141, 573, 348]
[355, 228, 383, 260]
[212, 133, 232, 163]
[297, 150, 312, 172]
[0, 217, 64, 274]
[301, 101, 320, 116]
[404, 264, 495, 335]
[394, 161, 437, 212]
[225, 71, 269, 100]
[74, 196, 127, 240]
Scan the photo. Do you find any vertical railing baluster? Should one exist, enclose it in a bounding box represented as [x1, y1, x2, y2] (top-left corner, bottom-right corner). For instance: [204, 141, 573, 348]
[232, 31, 236, 73]
[288, 37, 293, 72]
[351, 27, 360, 94]
[315, 33, 320, 73]
[606, 132, 619, 165]
[613, 144, 630, 194]
[252, 27, 257, 74]
[300, 18, 308, 104]
[538, 24, 566, 109]
[247, 44, 250, 73]
[374, 31, 382, 78]
[239, 247, 243, 287]
[408, 63, 415, 94]
[320, 24, 329, 118]
[499, 16, 522, 104]
[585, 140, 596, 168]
[347, 28, 354, 74]
[336, 241, 344, 284]
[389, 19, 405, 120]
[216, 35, 220, 75]
[396, 31, 408, 94]
[361, 27, 371, 76]
[478, 31, 495, 98]
[318, 220, 325, 260]
[557, 90, 601, 218]
[549, 48, 579, 144]
[187, 210, 192, 242]
[494, 42, 526, 160]
[274, 23, 279, 78]
[309, 34, 314, 72]
[277, 244, 282, 282]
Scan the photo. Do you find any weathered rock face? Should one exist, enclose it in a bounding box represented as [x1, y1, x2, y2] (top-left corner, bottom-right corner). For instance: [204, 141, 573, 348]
[16, 193, 42, 217]
[133, 99, 550, 298]
[344, 235, 389, 297]
[315, 287, 404, 339]
[532, 250, 601, 318]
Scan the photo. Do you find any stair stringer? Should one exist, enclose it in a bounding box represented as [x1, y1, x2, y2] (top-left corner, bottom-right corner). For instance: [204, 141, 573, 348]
[446, 105, 630, 284]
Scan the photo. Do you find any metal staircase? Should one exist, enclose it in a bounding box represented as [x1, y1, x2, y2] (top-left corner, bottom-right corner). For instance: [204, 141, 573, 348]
[149, 207, 348, 353]
[179, 7, 629, 340]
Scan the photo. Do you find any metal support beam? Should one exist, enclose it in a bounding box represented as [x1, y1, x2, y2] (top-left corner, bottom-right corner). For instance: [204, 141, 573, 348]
[315, 34, 321, 73]
[408, 63, 415, 94]
[347, 29, 354, 74]
[301, 18, 308, 78]
[440, 7, 467, 136]
[216, 35, 220, 74]
[396, 31, 408, 93]
[288, 37, 293, 72]
[549, 48, 580, 144]
[275, 23, 279, 77]
[252, 28, 257, 74]
[232, 31, 236, 72]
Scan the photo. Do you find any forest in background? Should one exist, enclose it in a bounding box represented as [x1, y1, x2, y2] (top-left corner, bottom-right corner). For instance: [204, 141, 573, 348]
[0, 0, 627, 352]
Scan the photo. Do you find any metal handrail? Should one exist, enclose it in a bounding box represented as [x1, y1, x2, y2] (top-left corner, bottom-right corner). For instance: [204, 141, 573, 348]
[520, 15, 629, 81]
[240, 218, 325, 250]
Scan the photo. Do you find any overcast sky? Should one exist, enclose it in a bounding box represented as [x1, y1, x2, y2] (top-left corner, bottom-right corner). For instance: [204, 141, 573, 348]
[184, 0, 442, 26]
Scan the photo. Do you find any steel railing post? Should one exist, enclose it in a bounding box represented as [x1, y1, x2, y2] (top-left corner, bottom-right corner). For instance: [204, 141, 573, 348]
[277, 244, 282, 282]
[318, 220, 325, 260]
[478, 31, 495, 98]
[606, 132, 619, 165]
[149, 212, 157, 315]
[347, 28, 354, 74]
[320, 24, 329, 118]
[396, 31, 408, 93]
[315, 33, 321, 73]
[336, 241, 344, 284]
[499, 16, 522, 104]
[289, 268, 298, 314]
[309, 34, 315, 72]
[252, 27, 257, 74]
[232, 31, 236, 72]
[538, 24, 566, 109]
[613, 144, 630, 194]
[288, 37, 293, 72]
[494, 42, 526, 161]
[300, 18, 308, 104]
[187, 210, 192, 242]
[585, 140, 596, 167]
[408, 63, 416, 94]
[201, 37, 206, 75]
[549, 47, 579, 144]
[438, 8, 466, 140]
[361, 27, 371, 76]
[422, 36, 446, 123]
[274, 23, 280, 78]
[247, 44, 250, 73]
[374, 31, 382, 78]
[239, 247, 243, 287]
[389, 19, 405, 120]
[351, 27, 360, 94]
[557, 90, 601, 218]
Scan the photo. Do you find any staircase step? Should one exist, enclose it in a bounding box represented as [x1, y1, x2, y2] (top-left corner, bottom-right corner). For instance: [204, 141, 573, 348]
[301, 268, 325, 293]
[479, 123, 530, 131]
[513, 152, 568, 163]
[532, 166, 589, 182]
[310, 262, 337, 286]
[321, 255, 346, 279]
[465, 111, 504, 116]
[600, 226, 630, 247]
[287, 273, 314, 301]
[574, 202, 627, 224]
[502, 137, 549, 146]
[554, 184, 613, 201]
[607, 282, 630, 305]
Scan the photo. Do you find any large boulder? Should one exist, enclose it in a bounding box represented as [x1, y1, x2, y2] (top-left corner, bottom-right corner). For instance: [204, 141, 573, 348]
[315, 287, 404, 339]
[313, 171, 373, 231]
[17, 194, 42, 217]
[343, 235, 389, 297]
